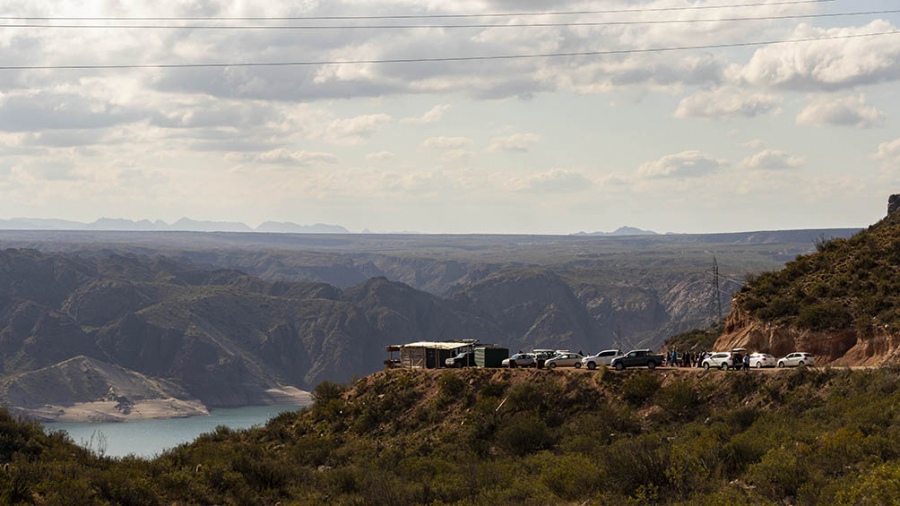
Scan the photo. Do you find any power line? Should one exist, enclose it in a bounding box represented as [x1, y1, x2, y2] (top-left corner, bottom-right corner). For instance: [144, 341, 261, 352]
[0, 0, 838, 22]
[3, 9, 893, 30]
[0, 29, 896, 71]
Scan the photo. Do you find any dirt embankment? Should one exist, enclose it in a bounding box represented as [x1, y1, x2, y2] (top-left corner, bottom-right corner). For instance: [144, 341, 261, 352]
[713, 305, 900, 366]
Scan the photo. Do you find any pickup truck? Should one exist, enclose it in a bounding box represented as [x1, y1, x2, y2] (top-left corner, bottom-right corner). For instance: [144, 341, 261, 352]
[610, 349, 664, 370]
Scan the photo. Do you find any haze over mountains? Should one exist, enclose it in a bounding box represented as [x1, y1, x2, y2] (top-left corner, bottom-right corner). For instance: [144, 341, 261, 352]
[0, 217, 349, 234]
[0, 223, 863, 420]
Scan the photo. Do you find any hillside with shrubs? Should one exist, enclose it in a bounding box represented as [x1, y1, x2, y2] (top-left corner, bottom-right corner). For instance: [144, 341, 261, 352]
[719, 210, 900, 363]
[4, 367, 900, 504]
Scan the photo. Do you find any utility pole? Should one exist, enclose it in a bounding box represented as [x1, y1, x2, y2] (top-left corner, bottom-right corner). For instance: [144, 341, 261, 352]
[712, 256, 723, 326]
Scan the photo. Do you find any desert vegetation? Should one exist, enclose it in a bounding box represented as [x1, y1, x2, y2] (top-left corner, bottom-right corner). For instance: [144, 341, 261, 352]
[736, 211, 900, 334]
[2, 366, 900, 504]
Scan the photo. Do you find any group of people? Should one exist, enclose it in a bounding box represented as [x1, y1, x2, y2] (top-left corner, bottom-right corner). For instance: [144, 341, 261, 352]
[665, 349, 701, 367]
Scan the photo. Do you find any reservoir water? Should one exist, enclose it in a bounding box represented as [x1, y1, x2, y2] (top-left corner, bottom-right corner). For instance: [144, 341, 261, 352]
[43, 403, 310, 459]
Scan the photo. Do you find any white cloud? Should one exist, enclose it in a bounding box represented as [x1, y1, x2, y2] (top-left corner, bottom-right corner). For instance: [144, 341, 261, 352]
[513, 169, 593, 193]
[325, 114, 392, 145]
[401, 104, 451, 124]
[732, 21, 900, 91]
[796, 94, 886, 129]
[227, 149, 338, 166]
[486, 133, 541, 153]
[739, 149, 805, 170]
[741, 139, 765, 149]
[675, 87, 779, 120]
[421, 136, 473, 150]
[873, 138, 900, 165]
[366, 151, 395, 161]
[0, 90, 141, 132]
[638, 151, 727, 179]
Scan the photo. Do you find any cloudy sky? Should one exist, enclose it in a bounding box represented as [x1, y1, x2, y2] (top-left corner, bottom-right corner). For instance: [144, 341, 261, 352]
[0, 0, 898, 234]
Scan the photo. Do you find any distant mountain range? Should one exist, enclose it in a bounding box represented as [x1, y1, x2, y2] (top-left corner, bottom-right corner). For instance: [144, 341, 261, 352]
[0, 217, 349, 234]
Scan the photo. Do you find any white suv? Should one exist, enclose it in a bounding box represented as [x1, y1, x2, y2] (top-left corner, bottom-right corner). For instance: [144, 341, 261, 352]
[581, 349, 624, 370]
[701, 352, 734, 370]
[777, 352, 815, 368]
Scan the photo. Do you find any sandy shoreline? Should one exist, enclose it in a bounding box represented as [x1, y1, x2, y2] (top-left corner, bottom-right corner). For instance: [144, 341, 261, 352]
[19, 386, 312, 423]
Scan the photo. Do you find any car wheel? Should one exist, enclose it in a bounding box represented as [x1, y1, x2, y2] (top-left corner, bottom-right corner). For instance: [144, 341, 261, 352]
[615, 362, 625, 371]
[647, 361, 656, 370]
[721, 363, 729, 371]
[777, 362, 785, 368]
[755, 362, 762, 369]
[587, 362, 596, 370]
[548, 362, 556, 369]
[703, 362, 710, 370]
[798, 361, 805, 367]
[574, 362, 581, 369]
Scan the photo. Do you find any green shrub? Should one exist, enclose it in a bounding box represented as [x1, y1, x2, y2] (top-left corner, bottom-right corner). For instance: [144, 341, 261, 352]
[655, 379, 703, 421]
[797, 301, 852, 330]
[312, 380, 346, 407]
[746, 447, 809, 500]
[621, 371, 660, 406]
[495, 413, 553, 456]
[833, 461, 900, 505]
[540, 454, 601, 501]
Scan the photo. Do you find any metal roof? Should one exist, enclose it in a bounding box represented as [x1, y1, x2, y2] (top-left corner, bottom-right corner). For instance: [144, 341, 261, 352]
[400, 341, 475, 350]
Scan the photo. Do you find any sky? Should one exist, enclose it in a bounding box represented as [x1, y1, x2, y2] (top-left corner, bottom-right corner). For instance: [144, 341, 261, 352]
[0, 0, 898, 235]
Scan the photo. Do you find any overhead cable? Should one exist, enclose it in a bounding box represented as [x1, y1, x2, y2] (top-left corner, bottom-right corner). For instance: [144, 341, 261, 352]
[2, 9, 894, 30]
[0, 0, 838, 22]
[0, 29, 896, 71]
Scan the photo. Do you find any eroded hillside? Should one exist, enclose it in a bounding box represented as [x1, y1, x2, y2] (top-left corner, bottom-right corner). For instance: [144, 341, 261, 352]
[716, 210, 900, 365]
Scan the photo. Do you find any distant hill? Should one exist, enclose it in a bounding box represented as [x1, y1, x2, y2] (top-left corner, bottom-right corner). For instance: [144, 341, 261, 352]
[0, 217, 350, 234]
[716, 210, 900, 365]
[574, 226, 658, 236]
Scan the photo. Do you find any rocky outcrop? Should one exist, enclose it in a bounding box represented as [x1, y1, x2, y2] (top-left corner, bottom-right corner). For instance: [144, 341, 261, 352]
[889, 194, 900, 216]
[714, 305, 858, 363]
[841, 329, 900, 366]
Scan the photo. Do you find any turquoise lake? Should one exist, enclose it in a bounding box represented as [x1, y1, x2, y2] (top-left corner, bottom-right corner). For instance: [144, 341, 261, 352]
[43, 403, 310, 459]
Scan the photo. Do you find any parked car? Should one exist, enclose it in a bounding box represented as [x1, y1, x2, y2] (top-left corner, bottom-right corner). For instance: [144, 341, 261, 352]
[777, 352, 815, 368]
[582, 349, 624, 370]
[445, 351, 475, 368]
[748, 352, 776, 368]
[610, 349, 664, 370]
[545, 351, 585, 369]
[502, 353, 536, 368]
[702, 352, 734, 370]
[532, 349, 556, 368]
[730, 348, 747, 371]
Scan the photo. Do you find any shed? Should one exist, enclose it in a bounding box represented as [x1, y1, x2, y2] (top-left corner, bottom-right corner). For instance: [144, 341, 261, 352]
[475, 346, 509, 368]
[386, 340, 478, 369]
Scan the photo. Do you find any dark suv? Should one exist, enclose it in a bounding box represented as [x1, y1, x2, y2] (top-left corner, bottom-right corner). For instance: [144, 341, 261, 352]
[445, 351, 475, 368]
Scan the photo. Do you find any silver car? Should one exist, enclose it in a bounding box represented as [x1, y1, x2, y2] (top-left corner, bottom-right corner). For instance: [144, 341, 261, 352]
[581, 349, 624, 370]
[777, 352, 815, 368]
[545, 351, 585, 369]
[502, 353, 536, 368]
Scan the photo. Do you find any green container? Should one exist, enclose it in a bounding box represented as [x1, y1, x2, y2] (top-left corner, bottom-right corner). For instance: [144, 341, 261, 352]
[475, 347, 509, 368]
